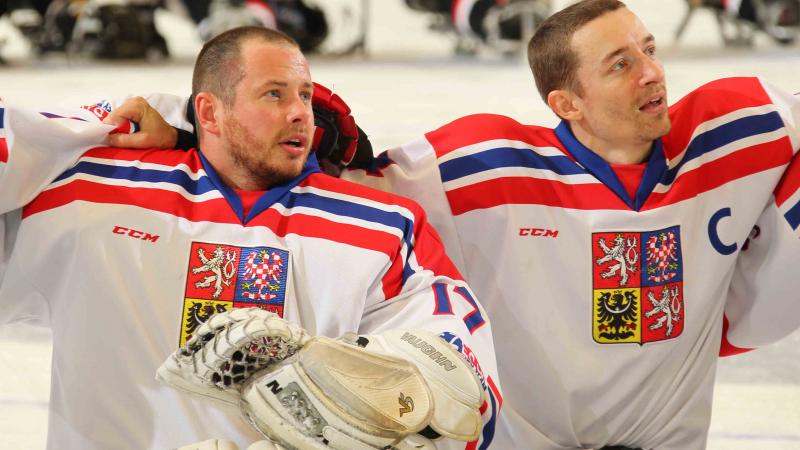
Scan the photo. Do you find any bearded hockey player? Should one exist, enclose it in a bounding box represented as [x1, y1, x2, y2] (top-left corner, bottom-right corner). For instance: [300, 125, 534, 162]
[52, 1, 800, 449]
[0, 27, 500, 450]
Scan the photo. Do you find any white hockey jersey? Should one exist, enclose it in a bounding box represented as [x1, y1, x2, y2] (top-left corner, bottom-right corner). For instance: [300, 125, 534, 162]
[342, 77, 800, 450]
[0, 100, 501, 450]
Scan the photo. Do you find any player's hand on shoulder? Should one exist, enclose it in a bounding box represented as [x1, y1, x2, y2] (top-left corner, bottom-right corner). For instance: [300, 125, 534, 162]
[311, 82, 374, 175]
[103, 96, 179, 149]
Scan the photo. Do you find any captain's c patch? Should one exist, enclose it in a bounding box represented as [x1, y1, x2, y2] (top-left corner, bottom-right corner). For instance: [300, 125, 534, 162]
[180, 242, 290, 346]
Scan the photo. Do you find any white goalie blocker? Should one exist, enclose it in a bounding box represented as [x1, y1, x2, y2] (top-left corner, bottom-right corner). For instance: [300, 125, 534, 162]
[158, 308, 484, 450]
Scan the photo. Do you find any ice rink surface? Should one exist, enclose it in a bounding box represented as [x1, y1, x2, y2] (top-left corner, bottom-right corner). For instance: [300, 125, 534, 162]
[0, 0, 798, 448]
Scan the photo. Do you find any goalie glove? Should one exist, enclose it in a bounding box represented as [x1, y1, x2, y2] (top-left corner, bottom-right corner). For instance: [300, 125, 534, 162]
[157, 308, 434, 449]
[341, 330, 485, 442]
[311, 82, 374, 170]
[157, 308, 482, 449]
[240, 335, 435, 450]
[156, 307, 310, 409]
[240, 329, 483, 449]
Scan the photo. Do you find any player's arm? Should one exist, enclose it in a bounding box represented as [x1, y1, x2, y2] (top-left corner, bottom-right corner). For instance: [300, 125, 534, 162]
[100, 84, 375, 174]
[352, 195, 500, 449]
[0, 97, 136, 214]
[78, 93, 194, 149]
[721, 79, 800, 355]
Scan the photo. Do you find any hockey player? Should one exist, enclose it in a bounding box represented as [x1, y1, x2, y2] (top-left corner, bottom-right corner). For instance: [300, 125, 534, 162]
[109, 1, 800, 449]
[338, 2, 800, 449]
[0, 27, 500, 450]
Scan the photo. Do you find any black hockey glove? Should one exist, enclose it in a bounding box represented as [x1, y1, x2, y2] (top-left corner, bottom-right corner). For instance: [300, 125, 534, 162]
[311, 82, 374, 170]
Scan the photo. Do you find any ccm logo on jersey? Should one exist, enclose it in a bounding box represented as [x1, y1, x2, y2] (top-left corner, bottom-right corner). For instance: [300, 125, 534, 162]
[112, 225, 160, 243]
[519, 228, 559, 237]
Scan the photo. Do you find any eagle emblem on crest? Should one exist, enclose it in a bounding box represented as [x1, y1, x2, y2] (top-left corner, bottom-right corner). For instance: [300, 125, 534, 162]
[184, 301, 229, 337]
[596, 290, 639, 340]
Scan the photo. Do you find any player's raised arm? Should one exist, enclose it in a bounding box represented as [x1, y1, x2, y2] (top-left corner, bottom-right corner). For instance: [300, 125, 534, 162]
[719, 78, 800, 355]
[81, 93, 195, 149]
[0, 97, 133, 214]
[101, 83, 375, 171]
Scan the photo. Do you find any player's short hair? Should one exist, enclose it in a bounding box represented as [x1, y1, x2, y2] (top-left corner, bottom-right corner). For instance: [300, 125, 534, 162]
[527, 0, 626, 101]
[192, 26, 300, 107]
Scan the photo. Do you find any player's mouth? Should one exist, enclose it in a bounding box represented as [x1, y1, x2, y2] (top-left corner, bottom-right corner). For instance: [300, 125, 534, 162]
[639, 93, 667, 113]
[279, 134, 308, 156]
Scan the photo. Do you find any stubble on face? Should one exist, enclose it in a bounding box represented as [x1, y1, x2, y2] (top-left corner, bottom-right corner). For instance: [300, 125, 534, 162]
[570, 8, 672, 157]
[223, 112, 309, 188]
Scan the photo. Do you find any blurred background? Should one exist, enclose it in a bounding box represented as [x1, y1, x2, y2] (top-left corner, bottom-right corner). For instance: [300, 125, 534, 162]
[0, 0, 798, 448]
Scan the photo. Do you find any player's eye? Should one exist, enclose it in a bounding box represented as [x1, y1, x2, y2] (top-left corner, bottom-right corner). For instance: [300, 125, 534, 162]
[612, 59, 627, 71]
[299, 91, 312, 103]
[265, 89, 281, 99]
[645, 45, 657, 57]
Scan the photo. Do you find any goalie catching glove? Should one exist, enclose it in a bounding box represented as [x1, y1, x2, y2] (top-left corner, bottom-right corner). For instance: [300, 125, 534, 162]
[157, 307, 484, 450]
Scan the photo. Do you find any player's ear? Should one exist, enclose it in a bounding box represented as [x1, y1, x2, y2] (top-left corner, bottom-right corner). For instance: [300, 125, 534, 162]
[194, 92, 222, 137]
[547, 89, 582, 122]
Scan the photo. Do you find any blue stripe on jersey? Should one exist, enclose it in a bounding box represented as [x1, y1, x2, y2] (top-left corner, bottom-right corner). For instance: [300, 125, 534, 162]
[0, 108, 4, 128]
[229, 152, 320, 224]
[365, 151, 395, 176]
[479, 386, 498, 450]
[278, 191, 413, 237]
[279, 188, 415, 251]
[278, 186, 418, 284]
[636, 143, 668, 210]
[454, 286, 487, 334]
[401, 261, 416, 286]
[39, 112, 87, 121]
[662, 110, 785, 186]
[555, 121, 656, 210]
[55, 160, 218, 196]
[784, 200, 800, 230]
[433, 283, 453, 314]
[439, 146, 584, 183]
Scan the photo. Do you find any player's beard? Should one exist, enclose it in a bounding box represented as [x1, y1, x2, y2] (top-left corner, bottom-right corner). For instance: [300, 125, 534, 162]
[223, 114, 309, 189]
[639, 109, 672, 142]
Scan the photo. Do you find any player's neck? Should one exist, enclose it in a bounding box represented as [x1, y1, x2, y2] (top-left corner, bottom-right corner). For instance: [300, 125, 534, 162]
[201, 142, 274, 191]
[571, 127, 653, 164]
